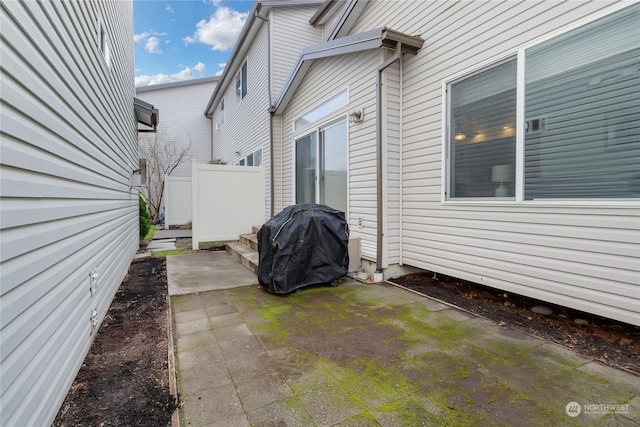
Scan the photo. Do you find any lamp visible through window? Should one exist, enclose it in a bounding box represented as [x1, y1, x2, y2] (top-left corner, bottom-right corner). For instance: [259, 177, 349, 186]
[492, 165, 512, 197]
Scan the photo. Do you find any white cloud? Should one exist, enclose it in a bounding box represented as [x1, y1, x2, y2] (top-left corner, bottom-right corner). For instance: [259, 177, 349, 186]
[194, 62, 206, 73]
[214, 62, 226, 76]
[134, 31, 150, 43]
[145, 37, 162, 54]
[183, 6, 248, 51]
[166, 5, 174, 13]
[135, 63, 208, 87]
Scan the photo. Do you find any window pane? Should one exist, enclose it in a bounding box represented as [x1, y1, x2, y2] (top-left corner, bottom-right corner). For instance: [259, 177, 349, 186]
[246, 153, 253, 166]
[296, 133, 316, 204]
[320, 121, 347, 212]
[241, 62, 247, 98]
[449, 59, 517, 198]
[253, 149, 262, 166]
[294, 90, 348, 130]
[525, 4, 640, 199]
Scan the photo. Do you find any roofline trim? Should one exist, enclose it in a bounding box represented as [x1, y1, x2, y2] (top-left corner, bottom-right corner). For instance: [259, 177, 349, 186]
[136, 76, 220, 92]
[273, 27, 424, 114]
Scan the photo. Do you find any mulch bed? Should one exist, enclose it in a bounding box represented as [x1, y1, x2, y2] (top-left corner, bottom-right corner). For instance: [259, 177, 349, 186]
[390, 272, 640, 375]
[54, 257, 176, 426]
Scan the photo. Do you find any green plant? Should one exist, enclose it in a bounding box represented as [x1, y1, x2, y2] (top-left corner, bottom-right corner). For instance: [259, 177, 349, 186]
[139, 196, 151, 239]
[208, 159, 226, 165]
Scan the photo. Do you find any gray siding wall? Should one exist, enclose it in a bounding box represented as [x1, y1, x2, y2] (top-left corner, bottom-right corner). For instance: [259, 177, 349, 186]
[211, 23, 271, 220]
[0, 1, 138, 425]
[346, 0, 639, 325]
[270, 6, 322, 103]
[136, 79, 218, 177]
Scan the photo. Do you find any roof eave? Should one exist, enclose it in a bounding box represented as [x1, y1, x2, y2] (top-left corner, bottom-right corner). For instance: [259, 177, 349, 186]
[204, 2, 267, 117]
[274, 27, 424, 114]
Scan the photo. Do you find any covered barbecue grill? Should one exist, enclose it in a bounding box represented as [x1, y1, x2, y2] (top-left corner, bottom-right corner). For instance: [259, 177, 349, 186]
[257, 204, 349, 294]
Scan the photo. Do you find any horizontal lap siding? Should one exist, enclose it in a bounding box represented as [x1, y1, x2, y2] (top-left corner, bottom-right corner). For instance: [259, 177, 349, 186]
[136, 80, 217, 177]
[0, 1, 138, 425]
[350, 0, 640, 325]
[280, 51, 380, 259]
[212, 24, 270, 221]
[271, 6, 322, 102]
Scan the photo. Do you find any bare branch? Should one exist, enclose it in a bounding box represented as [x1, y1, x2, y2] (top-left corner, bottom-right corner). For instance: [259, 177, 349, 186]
[138, 131, 191, 223]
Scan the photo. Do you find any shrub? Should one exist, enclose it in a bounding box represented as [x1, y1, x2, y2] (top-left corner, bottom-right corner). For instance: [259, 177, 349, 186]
[139, 196, 151, 239]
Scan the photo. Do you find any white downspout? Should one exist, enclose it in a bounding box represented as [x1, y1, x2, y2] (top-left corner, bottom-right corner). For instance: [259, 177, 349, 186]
[375, 42, 402, 276]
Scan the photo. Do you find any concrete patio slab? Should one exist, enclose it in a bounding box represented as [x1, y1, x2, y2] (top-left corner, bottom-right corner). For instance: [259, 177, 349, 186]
[167, 252, 258, 296]
[168, 253, 640, 426]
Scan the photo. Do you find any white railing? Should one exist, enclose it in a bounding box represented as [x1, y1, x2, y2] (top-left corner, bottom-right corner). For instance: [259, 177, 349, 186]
[191, 160, 265, 249]
[163, 176, 192, 228]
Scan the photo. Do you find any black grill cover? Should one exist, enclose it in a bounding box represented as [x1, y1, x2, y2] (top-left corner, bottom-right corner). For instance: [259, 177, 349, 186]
[257, 204, 349, 294]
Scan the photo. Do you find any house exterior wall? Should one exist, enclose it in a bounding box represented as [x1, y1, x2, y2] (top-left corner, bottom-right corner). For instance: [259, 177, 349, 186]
[136, 78, 218, 177]
[276, 50, 384, 261]
[0, 0, 138, 425]
[270, 6, 323, 103]
[209, 5, 322, 220]
[211, 23, 271, 219]
[339, 0, 639, 325]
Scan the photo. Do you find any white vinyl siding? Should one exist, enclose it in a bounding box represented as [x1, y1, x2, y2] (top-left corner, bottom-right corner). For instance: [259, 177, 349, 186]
[278, 50, 382, 261]
[136, 78, 218, 177]
[1, 1, 138, 425]
[270, 6, 322, 102]
[211, 24, 271, 219]
[344, 0, 639, 325]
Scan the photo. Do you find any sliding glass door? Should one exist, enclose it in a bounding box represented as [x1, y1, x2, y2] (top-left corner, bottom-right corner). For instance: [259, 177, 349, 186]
[295, 120, 347, 213]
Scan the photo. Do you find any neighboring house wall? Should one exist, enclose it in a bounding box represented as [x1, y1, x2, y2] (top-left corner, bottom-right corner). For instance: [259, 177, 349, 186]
[274, 1, 640, 325]
[0, 1, 139, 425]
[136, 77, 218, 177]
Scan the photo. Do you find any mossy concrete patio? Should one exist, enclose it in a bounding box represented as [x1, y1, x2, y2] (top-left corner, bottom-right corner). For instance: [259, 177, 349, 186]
[168, 253, 639, 426]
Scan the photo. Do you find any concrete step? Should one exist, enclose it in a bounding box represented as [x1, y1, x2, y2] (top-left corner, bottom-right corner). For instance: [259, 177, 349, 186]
[239, 233, 258, 251]
[226, 241, 259, 275]
[251, 225, 262, 234]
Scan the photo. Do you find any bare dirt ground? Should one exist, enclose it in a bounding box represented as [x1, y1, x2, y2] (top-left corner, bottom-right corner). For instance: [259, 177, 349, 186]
[54, 257, 176, 426]
[391, 272, 640, 376]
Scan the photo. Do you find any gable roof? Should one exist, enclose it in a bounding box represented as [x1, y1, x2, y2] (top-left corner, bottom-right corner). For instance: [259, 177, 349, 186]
[204, 0, 324, 117]
[273, 27, 424, 114]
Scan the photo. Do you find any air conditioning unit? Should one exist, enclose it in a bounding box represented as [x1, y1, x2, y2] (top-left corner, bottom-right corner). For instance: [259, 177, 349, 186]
[215, 123, 221, 131]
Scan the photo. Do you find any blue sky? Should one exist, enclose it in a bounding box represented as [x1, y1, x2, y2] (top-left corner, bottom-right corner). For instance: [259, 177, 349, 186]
[134, 0, 255, 87]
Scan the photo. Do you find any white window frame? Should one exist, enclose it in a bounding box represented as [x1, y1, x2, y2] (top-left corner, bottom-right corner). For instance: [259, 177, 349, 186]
[236, 60, 247, 102]
[441, 3, 638, 206]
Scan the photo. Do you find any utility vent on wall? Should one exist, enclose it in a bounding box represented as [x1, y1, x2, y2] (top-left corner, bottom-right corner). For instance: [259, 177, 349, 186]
[525, 117, 545, 134]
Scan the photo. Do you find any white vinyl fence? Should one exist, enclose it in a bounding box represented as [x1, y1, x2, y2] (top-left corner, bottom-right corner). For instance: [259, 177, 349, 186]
[191, 160, 265, 249]
[163, 176, 192, 228]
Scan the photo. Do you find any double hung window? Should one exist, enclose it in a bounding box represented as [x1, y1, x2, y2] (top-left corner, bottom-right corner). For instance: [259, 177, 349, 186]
[447, 4, 639, 201]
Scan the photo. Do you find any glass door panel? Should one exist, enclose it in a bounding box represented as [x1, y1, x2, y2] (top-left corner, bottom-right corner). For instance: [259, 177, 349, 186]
[319, 121, 347, 213]
[295, 133, 316, 204]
